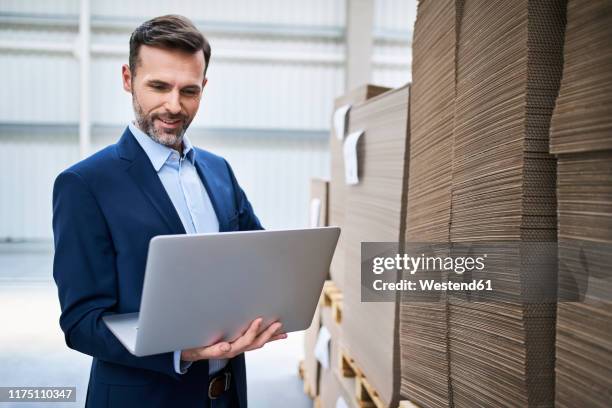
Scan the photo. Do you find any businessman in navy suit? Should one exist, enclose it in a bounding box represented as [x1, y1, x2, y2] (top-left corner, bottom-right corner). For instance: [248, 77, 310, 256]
[52, 15, 286, 408]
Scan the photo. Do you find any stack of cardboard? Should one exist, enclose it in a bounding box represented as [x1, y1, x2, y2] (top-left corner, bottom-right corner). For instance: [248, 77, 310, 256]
[318, 293, 354, 408]
[549, 0, 612, 154]
[310, 179, 329, 229]
[329, 85, 389, 292]
[342, 84, 411, 408]
[553, 154, 612, 408]
[399, 0, 458, 407]
[404, 0, 456, 242]
[449, 0, 566, 406]
[303, 179, 330, 399]
[303, 305, 321, 399]
[549, 1, 612, 405]
[305, 1, 612, 406]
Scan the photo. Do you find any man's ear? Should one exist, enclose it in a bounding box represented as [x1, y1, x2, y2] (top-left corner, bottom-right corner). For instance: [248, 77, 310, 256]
[122, 64, 133, 93]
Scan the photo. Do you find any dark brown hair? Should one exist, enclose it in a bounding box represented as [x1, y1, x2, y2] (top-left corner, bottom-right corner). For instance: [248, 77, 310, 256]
[129, 15, 211, 77]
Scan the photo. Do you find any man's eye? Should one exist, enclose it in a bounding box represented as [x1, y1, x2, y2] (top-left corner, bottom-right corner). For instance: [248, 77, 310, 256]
[182, 89, 199, 96]
[151, 84, 166, 91]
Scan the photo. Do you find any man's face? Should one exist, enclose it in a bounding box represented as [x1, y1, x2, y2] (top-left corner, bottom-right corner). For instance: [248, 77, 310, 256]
[122, 45, 207, 150]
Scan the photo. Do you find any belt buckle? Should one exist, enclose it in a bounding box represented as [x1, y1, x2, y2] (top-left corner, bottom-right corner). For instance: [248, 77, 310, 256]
[208, 371, 232, 400]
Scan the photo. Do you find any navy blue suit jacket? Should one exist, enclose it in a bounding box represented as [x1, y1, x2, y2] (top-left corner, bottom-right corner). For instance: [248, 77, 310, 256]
[52, 127, 262, 407]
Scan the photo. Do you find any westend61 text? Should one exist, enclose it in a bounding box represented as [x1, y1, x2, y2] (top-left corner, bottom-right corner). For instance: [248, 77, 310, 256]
[373, 279, 493, 292]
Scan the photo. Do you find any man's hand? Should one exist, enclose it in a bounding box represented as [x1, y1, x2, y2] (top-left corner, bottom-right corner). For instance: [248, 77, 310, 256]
[180, 318, 287, 362]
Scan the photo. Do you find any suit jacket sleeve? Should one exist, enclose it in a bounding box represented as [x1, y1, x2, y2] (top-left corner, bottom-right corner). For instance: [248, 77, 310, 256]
[52, 170, 179, 380]
[225, 160, 264, 231]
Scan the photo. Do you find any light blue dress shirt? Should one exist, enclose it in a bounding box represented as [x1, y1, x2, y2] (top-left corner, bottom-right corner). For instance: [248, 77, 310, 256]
[129, 122, 228, 375]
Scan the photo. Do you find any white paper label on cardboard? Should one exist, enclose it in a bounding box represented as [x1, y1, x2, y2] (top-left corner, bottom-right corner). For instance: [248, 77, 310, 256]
[343, 130, 364, 185]
[335, 397, 349, 408]
[310, 198, 322, 227]
[333, 104, 351, 140]
[314, 325, 331, 370]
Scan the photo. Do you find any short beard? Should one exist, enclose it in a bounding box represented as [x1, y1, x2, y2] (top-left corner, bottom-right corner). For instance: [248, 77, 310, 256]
[132, 94, 190, 149]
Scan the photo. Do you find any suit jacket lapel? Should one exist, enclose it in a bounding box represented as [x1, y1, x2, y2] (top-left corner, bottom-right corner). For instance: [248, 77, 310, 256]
[117, 128, 186, 235]
[194, 158, 230, 232]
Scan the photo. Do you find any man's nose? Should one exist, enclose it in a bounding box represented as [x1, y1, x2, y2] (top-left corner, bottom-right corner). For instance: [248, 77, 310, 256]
[164, 90, 182, 115]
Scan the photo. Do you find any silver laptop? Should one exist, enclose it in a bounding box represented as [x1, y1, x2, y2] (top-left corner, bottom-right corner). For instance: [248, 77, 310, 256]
[103, 227, 340, 357]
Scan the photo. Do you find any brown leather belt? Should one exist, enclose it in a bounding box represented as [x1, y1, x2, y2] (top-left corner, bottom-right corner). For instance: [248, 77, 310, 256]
[208, 367, 232, 400]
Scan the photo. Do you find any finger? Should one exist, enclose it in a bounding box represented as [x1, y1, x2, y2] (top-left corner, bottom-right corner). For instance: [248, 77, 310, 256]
[245, 318, 263, 335]
[264, 332, 288, 343]
[229, 318, 263, 354]
[250, 322, 283, 350]
[188, 341, 231, 361]
[245, 332, 287, 352]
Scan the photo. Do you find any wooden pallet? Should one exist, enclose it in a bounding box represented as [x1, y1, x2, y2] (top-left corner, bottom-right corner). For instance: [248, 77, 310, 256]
[298, 360, 317, 399]
[398, 402, 420, 408]
[339, 348, 386, 408]
[322, 280, 343, 324]
[331, 293, 343, 323]
[322, 280, 340, 307]
[303, 380, 316, 399]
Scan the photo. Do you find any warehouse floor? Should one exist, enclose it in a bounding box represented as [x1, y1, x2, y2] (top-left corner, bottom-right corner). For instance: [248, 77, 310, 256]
[0, 243, 311, 408]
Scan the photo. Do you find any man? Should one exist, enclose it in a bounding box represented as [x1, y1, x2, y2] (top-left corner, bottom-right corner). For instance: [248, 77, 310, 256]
[52, 15, 285, 408]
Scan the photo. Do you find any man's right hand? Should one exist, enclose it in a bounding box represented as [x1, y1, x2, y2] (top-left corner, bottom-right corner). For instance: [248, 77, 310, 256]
[180, 318, 287, 362]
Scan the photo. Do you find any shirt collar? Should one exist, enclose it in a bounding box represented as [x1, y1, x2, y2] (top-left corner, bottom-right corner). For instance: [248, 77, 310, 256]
[129, 121, 196, 172]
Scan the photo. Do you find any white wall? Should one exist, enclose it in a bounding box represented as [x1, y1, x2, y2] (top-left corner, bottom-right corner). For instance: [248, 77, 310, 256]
[371, 0, 416, 88]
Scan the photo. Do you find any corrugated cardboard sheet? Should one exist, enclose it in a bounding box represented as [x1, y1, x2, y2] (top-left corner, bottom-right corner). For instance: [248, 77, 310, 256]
[549, 0, 612, 154]
[342, 85, 411, 408]
[554, 152, 612, 406]
[319, 305, 355, 408]
[304, 179, 330, 397]
[304, 302, 322, 398]
[400, 0, 459, 407]
[448, 0, 566, 407]
[550, 2, 612, 406]
[329, 85, 390, 292]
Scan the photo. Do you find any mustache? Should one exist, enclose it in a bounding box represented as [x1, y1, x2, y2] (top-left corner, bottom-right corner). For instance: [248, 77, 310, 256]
[152, 113, 187, 122]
